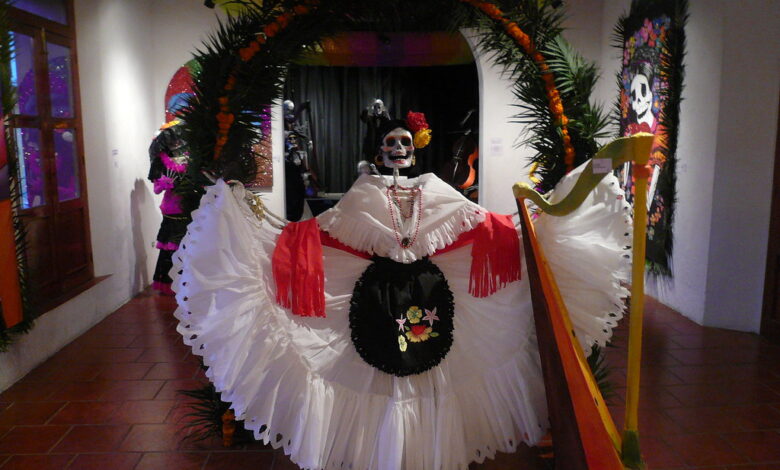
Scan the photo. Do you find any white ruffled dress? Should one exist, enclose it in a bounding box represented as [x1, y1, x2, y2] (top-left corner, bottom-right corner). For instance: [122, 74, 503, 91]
[171, 163, 631, 470]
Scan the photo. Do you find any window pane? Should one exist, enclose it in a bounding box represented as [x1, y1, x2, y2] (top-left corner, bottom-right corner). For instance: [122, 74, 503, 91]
[54, 128, 79, 201]
[14, 0, 67, 24]
[10, 32, 37, 115]
[48, 43, 74, 118]
[15, 127, 45, 209]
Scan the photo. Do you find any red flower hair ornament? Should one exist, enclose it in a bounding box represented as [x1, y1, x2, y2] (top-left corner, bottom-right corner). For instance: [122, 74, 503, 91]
[406, 111, 432, 149]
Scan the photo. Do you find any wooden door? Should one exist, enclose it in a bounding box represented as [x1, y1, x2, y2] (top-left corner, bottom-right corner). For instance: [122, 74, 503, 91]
[761, 98, 780, 342]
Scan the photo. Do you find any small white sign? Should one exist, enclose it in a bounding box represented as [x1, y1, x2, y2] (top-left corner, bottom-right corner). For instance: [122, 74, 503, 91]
[489, 138, 503, 157]
[592, 158, 612, 174]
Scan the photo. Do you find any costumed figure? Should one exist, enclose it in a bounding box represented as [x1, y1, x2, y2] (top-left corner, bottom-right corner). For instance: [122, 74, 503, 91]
[171, 111, 632, 469]
[360, 98, 391, 161]
[148, 121, 201, 295]
[284, 99, 320, 219]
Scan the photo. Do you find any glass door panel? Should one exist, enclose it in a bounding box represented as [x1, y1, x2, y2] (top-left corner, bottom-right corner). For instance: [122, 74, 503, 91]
[47, 42, 73, 118]
[15, 127, 45, 209]
[54, 128, 79, 201]
[10, 32, 37, 116]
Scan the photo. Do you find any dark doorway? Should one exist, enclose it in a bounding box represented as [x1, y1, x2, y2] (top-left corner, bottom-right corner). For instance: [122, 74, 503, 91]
[761, 98, 780, 342]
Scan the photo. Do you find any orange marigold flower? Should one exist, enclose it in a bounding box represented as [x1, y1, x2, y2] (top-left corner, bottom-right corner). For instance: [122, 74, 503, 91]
[559, 115, 569, 126]
[532, 52, 544, 63]
[239, 47, 253, 61]
[264, 22, 280, 38]
[257, 35, 266, 44]
[276, 13, 292, 28]
[293, 5, 309, 15]
[218, 96, 229, 105]
[483, 4, 502, 18]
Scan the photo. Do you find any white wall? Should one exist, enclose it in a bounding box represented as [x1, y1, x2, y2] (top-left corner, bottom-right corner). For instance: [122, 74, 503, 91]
[644, 0, 724, 325]
[702, 0, 780, 331]
[462, 30, 533, 215]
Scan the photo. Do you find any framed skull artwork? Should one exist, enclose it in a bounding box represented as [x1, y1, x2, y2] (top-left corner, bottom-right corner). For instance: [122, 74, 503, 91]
[615, 0, 688, 277]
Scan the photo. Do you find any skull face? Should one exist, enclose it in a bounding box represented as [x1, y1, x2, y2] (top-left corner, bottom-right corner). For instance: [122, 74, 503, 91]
[630, 74, 652, 122]
[371, 99, 386, 117]
[381, 127, 415, 168]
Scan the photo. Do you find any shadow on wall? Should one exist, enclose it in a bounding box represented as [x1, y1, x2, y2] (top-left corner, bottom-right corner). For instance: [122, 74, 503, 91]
[130, 178, 150, 293]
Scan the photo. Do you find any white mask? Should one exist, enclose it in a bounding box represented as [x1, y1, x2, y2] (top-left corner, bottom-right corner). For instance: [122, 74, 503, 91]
[381, 127, 415, 169]
[630, 74, 653, 124]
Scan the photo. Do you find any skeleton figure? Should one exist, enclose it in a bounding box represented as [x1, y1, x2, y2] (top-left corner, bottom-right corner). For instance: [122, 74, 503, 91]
[380, 127, 415, 169]
[283, 99, 295, 127]
[361, 98, 391, 161]
[370, 99, 388, 118]
[629, 60, 656, 130]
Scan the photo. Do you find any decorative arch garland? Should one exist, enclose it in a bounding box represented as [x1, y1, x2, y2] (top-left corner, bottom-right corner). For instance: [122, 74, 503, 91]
[180, 0, 603, 192]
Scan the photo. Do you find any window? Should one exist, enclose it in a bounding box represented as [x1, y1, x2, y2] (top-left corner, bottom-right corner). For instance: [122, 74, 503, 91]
[7, 0, 93, 308]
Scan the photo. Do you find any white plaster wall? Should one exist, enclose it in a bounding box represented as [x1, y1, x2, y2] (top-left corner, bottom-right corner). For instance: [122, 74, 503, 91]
[645, 0, 724, 326]
[461, 29, 532, 215]
[702, 0, 780, 331]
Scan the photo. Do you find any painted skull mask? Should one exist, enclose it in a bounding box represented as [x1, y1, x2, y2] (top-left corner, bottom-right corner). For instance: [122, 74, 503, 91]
[381, 127, 415, 169]
[630, 73, 652, 122]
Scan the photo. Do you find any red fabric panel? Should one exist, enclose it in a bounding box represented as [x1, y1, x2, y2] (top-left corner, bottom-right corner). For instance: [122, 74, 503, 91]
[272, 218, 325, 317]
[469, 213, 521, 297]
[320, 231, 372, 259]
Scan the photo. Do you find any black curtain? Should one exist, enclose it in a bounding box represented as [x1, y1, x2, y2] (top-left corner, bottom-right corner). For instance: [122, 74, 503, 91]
[283, 64, 478, 193]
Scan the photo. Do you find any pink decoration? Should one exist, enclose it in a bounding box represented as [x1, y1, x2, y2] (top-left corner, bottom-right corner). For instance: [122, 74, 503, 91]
[161, 152, 188, 173]
[153, 175, 175, 194]
[156, 241, 179, 251]
[160, 190, 183, 215]
[422, 307, 439, 326]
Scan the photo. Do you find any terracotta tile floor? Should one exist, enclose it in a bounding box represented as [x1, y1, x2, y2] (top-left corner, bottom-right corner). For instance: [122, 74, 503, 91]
[0, 291, 778, 469]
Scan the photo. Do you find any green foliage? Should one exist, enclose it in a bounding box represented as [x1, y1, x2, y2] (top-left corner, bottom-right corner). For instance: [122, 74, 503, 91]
[178, 380, 254, 444]
[466, 1, 610, 192]
[586, 343, 615, 403]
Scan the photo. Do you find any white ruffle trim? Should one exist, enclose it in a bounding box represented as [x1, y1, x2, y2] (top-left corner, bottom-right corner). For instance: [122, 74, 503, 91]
[171, 180, 548, 470]
[317, 174, 485, 264]
[534, 162, 632, 355]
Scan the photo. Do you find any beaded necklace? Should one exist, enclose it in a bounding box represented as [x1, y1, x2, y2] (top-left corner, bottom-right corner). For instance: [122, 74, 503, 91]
[386, 185, 423, 249]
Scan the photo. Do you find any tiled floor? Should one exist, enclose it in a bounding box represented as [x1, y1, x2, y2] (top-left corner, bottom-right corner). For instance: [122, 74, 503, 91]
[0, 291, 778, 469]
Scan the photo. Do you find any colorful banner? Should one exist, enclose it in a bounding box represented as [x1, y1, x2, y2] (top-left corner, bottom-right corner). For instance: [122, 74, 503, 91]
[615, 0, 687, 276]
[0, 118, 23, 329]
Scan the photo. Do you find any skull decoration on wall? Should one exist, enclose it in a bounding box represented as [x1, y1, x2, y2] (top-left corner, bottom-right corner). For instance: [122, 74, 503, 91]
[630, 73, 653, 126]
[381, 127, 415, 169]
